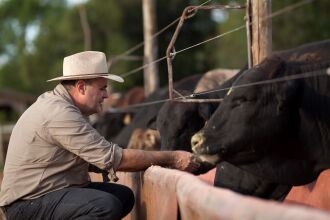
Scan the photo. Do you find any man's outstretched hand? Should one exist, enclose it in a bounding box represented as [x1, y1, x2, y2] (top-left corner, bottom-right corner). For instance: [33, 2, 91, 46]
[119, 149, 202, 173]
[170, 151, 201, 173]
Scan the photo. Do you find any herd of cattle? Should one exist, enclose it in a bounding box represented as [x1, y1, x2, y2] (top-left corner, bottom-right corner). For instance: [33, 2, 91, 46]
[93, 39, 330, 202]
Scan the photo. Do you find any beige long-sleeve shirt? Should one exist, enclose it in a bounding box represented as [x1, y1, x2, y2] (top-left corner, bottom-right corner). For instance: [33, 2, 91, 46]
[0, 84, 123, 206]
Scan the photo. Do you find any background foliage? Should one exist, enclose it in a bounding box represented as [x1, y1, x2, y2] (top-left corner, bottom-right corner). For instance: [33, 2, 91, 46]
[0, 0, 329, 96]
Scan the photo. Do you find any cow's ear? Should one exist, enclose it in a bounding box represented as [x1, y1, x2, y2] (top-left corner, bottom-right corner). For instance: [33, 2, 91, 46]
[266, 56, 286, 79]
[276, 80, 300, 113]
[198, 103, 218, 121]
[146, 116, 157, 130]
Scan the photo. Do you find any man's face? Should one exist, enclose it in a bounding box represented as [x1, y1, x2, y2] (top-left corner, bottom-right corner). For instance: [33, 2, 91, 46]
[81, 77, 109, 115]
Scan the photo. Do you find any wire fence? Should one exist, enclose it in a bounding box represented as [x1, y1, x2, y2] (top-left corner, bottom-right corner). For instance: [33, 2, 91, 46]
[109, 67, 330, 113]
[107, 0, 317, 112]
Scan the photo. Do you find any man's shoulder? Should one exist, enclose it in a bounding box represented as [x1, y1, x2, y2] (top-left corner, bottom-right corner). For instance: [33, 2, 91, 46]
[40, 89, 74, 108]
[32, 91, 80, 120]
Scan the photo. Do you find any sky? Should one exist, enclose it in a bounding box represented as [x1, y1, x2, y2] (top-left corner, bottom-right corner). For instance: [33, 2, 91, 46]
[66, 0, 88, 7]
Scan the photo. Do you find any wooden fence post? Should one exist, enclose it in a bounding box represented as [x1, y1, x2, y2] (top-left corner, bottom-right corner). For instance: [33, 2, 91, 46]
[250, 0, 272, 66]
[142, 0, 159, 97]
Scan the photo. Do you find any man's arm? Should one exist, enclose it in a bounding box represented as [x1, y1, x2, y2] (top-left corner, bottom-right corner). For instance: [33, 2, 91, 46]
[117, 149, 200, 173]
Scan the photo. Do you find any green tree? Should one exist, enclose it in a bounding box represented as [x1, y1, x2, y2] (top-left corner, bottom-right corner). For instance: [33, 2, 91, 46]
[272, 0, 330, 50]
[0, 0, 67, 93]
[1, 0, 329, 97]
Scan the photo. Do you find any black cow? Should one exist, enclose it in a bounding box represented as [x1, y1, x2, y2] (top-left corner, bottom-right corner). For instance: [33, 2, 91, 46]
[157, 71, 245, 152]
[156, 70, 291, 199]
[93, 112, 133, 141]
[158, 39, 330, 153]
[157, 39, 330, 199]
[113, 74, 202, 148]
[191, 55, 330, 187]
[155, 69, 238, 152]
[157, 100, 205, 151]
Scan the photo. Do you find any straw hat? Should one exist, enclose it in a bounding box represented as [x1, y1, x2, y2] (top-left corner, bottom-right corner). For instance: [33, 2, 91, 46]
[47, 51, 124, 83]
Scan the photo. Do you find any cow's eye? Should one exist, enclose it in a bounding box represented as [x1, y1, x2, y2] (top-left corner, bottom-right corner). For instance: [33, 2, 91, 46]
[232, 97, 247, 108]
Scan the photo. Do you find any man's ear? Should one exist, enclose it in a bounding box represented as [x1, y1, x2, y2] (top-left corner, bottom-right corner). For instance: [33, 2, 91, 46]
[76, 80, 86, 95]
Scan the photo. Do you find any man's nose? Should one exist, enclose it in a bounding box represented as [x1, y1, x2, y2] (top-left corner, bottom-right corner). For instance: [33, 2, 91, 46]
[103, 91, 109, 99]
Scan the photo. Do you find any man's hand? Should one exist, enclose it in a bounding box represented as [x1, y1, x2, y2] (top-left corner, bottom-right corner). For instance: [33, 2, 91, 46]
[119, 149, 201, 173]
[170, 151, 201, 173]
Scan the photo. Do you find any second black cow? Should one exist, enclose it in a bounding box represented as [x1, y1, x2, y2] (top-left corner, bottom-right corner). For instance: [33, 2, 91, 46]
[192, 55, 330, 187]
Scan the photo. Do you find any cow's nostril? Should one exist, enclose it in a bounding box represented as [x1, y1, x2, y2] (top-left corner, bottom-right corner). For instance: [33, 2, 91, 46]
[191, 139, 199, 148]
[191, 132, 205, 152]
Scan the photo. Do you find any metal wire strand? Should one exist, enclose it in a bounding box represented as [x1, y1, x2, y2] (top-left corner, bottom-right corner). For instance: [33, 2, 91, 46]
[115, 0, 314, 79]
[109, 68, 328, 112]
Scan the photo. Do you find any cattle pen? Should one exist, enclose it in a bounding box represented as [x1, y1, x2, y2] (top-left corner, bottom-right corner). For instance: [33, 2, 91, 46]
[96, 0, 330, 219]
[1, 0, 329, 219]
[0, 168, 329, 220]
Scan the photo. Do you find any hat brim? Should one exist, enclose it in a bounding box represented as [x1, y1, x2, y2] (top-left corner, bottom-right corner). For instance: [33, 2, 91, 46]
[47, 73, 124, 83]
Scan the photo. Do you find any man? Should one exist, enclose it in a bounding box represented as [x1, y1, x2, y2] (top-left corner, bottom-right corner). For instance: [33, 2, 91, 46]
[0, 51, 200, 219]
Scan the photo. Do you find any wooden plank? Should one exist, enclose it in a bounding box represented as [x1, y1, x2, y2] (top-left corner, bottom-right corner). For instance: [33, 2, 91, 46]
[176, 172, 330, 220]
[117, 167, 179, 220]
[91, 166, 330, 220]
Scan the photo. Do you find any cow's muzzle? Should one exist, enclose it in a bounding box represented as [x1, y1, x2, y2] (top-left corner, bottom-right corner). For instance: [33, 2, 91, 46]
[191, 131, 207, 154]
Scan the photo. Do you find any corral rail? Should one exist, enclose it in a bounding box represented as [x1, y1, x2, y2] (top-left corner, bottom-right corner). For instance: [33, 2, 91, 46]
[112, 166, 330, 220]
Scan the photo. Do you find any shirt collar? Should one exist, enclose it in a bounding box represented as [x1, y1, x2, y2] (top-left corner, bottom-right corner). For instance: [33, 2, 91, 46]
[53, 83, 74, 105]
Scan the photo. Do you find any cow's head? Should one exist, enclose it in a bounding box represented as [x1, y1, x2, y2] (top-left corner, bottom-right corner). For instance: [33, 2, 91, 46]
[191, 56, 301, 165]
[156, 100, 205, 151]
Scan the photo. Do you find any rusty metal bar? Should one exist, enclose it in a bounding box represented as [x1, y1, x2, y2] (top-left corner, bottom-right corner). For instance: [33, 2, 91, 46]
[172, 89, 186, 99]
[174, 98, 223, 103]
[166, 7, 190, 100]
[166, 4, 246, 100]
